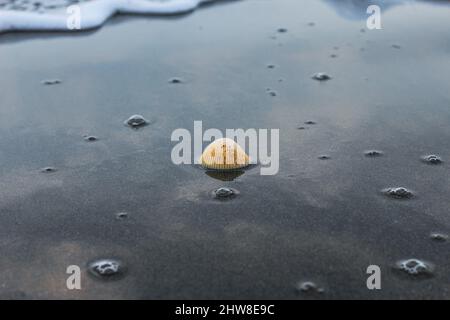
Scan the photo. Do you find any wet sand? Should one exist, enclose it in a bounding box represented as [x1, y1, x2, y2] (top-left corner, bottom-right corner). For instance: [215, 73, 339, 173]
[0, 0, 450, 299]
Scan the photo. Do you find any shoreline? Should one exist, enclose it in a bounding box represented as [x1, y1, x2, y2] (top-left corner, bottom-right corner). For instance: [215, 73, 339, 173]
[0, 0, 220, 33]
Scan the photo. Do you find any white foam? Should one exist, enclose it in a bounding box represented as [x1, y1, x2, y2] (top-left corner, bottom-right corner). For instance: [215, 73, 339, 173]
[0, 0, 216, 33]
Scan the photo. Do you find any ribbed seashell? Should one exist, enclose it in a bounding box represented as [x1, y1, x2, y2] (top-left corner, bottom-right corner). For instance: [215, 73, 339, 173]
[200, 138, 250, 171]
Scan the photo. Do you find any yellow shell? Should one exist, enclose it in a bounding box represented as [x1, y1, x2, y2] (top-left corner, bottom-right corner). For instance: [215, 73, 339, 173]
[200, 138, 250, 171]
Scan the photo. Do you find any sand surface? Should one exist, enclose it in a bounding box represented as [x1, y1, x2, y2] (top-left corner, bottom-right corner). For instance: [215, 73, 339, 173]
[0, 0, 449, 299]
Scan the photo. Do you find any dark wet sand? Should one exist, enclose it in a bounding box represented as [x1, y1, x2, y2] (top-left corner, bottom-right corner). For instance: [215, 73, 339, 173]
[0, 0, 450, 299]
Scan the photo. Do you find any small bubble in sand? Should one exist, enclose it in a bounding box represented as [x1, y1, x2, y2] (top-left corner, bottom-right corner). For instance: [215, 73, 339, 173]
[364, 150, 383, 157]
[115, 212, 129, 220]
[304, 120, 316, 125]
[41, 167, 56, 173]
[360, 28, 366, 33]
[277, 28, 288, 33]
[307, 22, 315, 27]
[318, 155, 331, 160]
[297, 126, 307, 130]
[267, 64, 276, 69]
[41, 79, 61, 85]
[392, 44, 401, 49]
[430, 233, 448, 242]
[88, 259, 125, 279]
[421, 155, 442, 165]
[168, 77, 184, 84]
[84, 135, 98, 142]
[330, 54, 338, 58]
[268, 90, 277, 97]
[395, 259, 434, 277]
[312, 73, 332, 81]
[212, 187, 238, 200]
[124, 115, 148, 128]
[382, 187, 414, 199]
[295, 281, 324, 294]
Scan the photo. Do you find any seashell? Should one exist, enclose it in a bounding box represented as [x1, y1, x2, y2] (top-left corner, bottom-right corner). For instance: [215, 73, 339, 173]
[200, 138, 250, 171]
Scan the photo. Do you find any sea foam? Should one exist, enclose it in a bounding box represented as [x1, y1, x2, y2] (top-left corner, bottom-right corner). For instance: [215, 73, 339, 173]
[0, 0, 216, 33]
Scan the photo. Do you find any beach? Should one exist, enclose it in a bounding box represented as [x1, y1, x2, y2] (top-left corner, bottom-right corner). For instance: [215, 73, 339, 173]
[0, 0, 450, 299]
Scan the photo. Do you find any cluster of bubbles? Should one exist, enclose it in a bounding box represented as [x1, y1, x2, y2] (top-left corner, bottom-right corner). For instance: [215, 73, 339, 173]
[38, 73, 252, 281]
[266, 27, 333, 98]
[294, 114, 446, 285]
[37, 75, 167, 280]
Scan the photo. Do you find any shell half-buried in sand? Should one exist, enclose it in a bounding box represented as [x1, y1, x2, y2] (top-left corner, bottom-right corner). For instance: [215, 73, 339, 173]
[200, 138, 250, 171]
